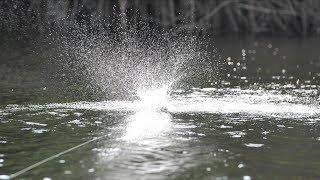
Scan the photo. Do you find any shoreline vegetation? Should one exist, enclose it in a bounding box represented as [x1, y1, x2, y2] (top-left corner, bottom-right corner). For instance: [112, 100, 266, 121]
[1, 0, 320, 37]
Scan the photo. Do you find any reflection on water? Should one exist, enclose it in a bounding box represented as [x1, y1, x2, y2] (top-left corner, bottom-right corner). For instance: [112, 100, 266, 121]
[1, 36, 320, 179]
[121, 110, 172, 142]
[0, 87, 320, 179]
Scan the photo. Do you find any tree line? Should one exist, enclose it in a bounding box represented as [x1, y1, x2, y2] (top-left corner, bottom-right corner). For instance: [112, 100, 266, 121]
[1, 0, 320, 36]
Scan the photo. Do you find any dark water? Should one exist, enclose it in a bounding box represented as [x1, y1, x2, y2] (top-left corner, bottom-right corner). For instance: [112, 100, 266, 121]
[0, 37, 320, 180]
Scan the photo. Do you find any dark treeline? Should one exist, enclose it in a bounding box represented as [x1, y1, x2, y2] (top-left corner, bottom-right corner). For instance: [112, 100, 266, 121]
[1, 0, 320, 37]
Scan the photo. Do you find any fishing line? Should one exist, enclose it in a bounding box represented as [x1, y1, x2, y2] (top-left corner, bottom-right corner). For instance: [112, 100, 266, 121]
[8, 135, 108, 179]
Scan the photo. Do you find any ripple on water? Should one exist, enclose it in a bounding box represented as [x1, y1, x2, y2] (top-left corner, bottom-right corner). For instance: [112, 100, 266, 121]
[26, 122, 47, 127]
[244, 143, 264, 148]
[32, 129, 49, 134]
[0, 87, 319, 179]
[226, 131, 246, 138]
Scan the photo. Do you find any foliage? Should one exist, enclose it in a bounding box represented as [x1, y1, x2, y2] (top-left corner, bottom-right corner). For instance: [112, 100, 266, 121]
[1, 0, 320, 36]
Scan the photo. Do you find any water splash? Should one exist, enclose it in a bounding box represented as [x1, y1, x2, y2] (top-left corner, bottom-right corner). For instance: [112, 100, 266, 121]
[2, 88, 319, 118]
[40, 30, 217, 100]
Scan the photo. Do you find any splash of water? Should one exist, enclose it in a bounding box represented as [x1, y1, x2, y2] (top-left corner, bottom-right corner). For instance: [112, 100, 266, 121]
[39, 26, 219, 101]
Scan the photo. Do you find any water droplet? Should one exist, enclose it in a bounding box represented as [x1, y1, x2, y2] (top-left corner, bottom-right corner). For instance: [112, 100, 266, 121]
[88, 168, 95, 173]
[64, 170, 72, 175]
[238, 163, 245, 168]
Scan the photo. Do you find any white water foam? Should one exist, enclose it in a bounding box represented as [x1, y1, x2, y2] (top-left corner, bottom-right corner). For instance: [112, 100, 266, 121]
[2, 88, 319, 118]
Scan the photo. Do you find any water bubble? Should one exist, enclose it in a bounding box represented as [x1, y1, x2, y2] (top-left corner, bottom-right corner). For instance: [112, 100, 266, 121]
[267, 44, 272, 48]
[43, 177, 52, 180]
[58, 159, 66, 164]
[243, 175, 252, 180]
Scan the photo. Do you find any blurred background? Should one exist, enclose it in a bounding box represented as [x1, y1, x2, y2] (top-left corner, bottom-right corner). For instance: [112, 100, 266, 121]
[2, 0, 320, 36]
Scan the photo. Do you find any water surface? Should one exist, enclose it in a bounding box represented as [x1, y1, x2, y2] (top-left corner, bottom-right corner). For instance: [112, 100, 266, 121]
[0, 37, 320, 179]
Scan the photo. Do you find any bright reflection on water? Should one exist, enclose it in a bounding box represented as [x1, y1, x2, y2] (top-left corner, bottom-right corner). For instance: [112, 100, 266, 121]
[0, 87, 320, 179]
[121, 110, 172, 142]
[121, 87, 172, 142]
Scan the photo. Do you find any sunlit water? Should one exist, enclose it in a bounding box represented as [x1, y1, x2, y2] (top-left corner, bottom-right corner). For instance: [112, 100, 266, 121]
[1, 87, 320, 179]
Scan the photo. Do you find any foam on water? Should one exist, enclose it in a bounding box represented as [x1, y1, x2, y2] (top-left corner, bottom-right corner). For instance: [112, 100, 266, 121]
[2, 88, 319, 118]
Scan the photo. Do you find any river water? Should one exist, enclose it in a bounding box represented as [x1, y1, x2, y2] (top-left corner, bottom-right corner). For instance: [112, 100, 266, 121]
[0, 37, 320, 179]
